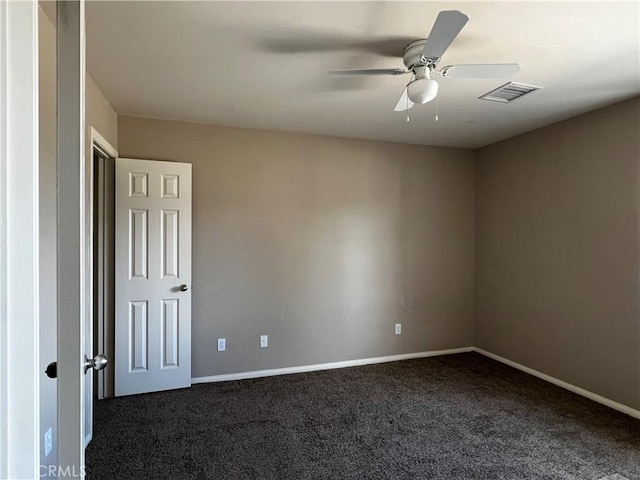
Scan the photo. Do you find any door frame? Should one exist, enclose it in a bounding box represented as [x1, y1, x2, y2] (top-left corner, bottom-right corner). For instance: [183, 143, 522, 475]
[1, 1, 98, 475]
[90, 127, 118, 402]
[0, 1, 41, 478]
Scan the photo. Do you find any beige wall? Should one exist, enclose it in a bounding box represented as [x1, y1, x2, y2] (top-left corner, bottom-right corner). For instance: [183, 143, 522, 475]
[115, 78, 639, 413]
[475, 97, 640, 410]
[38, 7, 118, 468]
[87, 75, 118, 150]
[118, 117, 476, 377]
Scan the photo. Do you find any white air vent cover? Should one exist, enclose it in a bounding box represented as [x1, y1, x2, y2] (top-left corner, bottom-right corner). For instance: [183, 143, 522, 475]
[479, 82, 542, 103]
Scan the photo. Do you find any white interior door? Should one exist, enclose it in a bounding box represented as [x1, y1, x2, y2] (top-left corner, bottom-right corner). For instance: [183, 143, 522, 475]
[57, 0, 89, 473]
[115, 158, 192, 396]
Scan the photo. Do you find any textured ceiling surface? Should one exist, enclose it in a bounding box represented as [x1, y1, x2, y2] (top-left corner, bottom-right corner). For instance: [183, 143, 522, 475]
[84, 1, 640, 148]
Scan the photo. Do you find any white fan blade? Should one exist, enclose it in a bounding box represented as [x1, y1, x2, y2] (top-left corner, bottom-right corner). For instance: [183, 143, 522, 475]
[329, 68, 407, 76]
[422, 10, 469, 61]
[394, 87, 414, 112]
[441, 63, 520, 79]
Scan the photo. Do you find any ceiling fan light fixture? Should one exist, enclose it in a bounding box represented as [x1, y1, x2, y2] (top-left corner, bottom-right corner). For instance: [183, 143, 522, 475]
[407, 78, 439, 104]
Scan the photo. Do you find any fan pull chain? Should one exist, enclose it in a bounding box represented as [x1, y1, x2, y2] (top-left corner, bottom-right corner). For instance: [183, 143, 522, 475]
[435, 95, 439, 121]
[406, 91, 410, 122]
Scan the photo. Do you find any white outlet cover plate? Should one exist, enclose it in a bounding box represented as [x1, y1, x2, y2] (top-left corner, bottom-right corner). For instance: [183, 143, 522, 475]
[217, 338, 226, 351]
[44, 427, 53, 457]
[260, 335, 268, 348]
[395, 324, 402, 334]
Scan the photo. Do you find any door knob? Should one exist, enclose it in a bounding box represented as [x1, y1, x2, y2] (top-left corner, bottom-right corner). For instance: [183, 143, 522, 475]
[179, 284, 188, 292]
[84, 354, 108, 374]
[45, 361, 57, 379]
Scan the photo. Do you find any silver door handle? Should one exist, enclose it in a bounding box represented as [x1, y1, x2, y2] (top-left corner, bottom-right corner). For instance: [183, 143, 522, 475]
[84, 354, 108, 374]
[179, 284, 188, 292]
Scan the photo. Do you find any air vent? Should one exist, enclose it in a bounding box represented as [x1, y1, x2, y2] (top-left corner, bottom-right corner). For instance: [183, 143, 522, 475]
[479, 82, 542, 103]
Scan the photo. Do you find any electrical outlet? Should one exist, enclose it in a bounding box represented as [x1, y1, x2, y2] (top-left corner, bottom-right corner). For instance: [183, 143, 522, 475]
[217, 338, 226, 352]
[395, 324, 402, 335]
[44, 427, 53, 457]
[260, 335, 268, 348]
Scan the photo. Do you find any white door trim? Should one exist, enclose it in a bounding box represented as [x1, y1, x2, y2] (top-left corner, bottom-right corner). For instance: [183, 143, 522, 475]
[91, 126, 118, 159]
[0, 1, 41, 478]
[89, 128, 118, 404]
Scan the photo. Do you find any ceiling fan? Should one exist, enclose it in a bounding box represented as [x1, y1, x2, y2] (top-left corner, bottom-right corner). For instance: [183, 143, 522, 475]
[329, 10, 520, 112]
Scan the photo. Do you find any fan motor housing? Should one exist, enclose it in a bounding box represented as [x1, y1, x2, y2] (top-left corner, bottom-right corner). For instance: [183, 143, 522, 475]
[403, 40, 431, 70]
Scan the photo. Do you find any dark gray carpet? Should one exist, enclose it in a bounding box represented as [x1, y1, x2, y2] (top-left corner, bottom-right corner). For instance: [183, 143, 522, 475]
[86, 353, 640, 479]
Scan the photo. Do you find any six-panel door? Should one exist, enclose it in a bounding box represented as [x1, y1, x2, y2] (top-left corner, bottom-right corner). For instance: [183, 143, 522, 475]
[115, 158, 192, 396]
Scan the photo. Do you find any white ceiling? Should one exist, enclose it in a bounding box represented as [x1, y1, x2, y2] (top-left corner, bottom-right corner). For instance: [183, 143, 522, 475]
[84, 1, 640, 149]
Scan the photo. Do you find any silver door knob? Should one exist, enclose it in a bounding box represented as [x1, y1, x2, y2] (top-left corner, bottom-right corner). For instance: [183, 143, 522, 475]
[179, 284, 188, 292]
[84, 354, 108, 374]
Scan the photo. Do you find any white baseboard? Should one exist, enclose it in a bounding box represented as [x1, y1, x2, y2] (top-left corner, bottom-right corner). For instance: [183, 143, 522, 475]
[191, 345, 640, 420]
[191, 347, 474, 384]
[472, 347, 640, 420]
